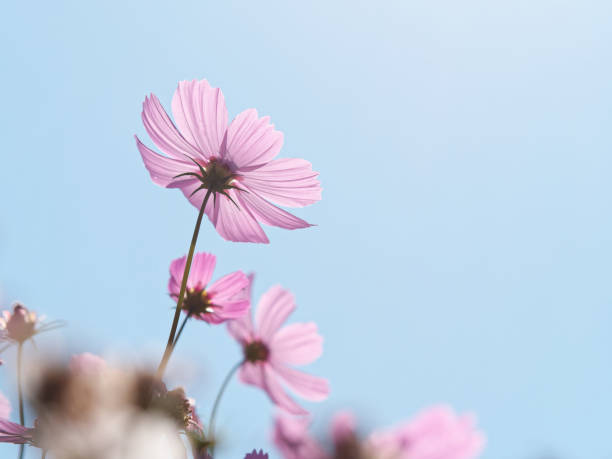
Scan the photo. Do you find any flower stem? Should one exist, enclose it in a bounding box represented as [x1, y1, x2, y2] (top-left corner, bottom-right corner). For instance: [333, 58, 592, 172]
[208, 360, 243, 457]
[17, 342, 25, 459]
[157, 188, 213, 378]
[172, 314, 190, 347]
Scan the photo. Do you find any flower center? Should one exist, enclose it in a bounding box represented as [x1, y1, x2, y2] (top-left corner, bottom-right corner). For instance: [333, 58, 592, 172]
[183, 288, 214, 316]
[201, 158, 236, 194]
[244, 340, 270, 363]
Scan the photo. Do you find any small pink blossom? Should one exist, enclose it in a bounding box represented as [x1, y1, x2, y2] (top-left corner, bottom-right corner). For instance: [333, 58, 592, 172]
[136, 79, 321, 243]
[168, 252, 250, 324]
[228, 284, 329, 415]
[0, 303, 38, 343]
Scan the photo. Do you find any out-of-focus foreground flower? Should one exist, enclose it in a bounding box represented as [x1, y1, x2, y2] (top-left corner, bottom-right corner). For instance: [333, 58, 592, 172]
[14, 353, 204, 459]
[228, 284, 329, 415]
[168, 252, 250, 324]
[273, 405, 485, 459]
[136, 78, 321, 243]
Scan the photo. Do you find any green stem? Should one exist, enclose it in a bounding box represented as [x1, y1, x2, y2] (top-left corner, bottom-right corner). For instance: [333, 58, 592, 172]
[208, 361, 243, 457]
[17, 342, 25, 459]
[157, 188, 213, 377]
[172, 314, 190, 347]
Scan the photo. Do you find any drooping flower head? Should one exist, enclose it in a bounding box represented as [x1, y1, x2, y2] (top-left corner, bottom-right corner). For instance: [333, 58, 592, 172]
[0, 303, 61, 345]
[228, 283, 329, 415]
[168, 252, 250, 324]
[136, 79, 321, 243]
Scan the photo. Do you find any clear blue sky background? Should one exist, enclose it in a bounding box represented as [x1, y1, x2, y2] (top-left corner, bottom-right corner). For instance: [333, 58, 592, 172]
[1, 1, 611, 458]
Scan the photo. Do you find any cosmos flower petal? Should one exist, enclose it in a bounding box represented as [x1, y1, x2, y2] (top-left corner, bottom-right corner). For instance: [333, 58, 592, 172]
[207, 271, 250, 320]
[271, 364, 329, 402]
[254, 286, 296, 340]
[171, 79, 228, 159]
[367, 405, 486, 459]
[168, 252, 216, 297]
[180, 180, 220, 225]
[262, 366, 308, 416]
[0, 420, 30, 444]
[239, 189, 312, 230]
[273, 415, 327, 459]
[142, 94, 202, 160]
[0, 392, 10, 419]
[214, 190, 269, 243]
[208, 271, 249, 301]
[226, 109, 284, 169]
[189, 252, 218, 289]
[227, 311, 255, 343]
[135, 136, 192, 187]
[239, 362, 265, 387]
[241, 158, 321, 207]
[69, 353, 106, 375]
[270, 323, 323, 366]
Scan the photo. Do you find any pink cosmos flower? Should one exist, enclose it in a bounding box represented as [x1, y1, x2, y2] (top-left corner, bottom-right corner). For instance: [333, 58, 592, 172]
[168, 252, 250, 324]
[367, 405, 485, 459]
[227, 284, 329, 415]
[0, 303, 39, 343]
[135, 79, 321, 243]
[244, 449, 269, 459]
[0, 303, 62, 345]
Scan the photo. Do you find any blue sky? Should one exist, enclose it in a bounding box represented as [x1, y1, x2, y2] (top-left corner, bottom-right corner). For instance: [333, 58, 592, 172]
[1, 0, 611, 457]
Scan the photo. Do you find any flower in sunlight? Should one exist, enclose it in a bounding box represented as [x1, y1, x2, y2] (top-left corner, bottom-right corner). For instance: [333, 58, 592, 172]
[135, 78, 321, 243]
[0, 303, 62, 346]
[228, 284, 329, 415]
[169, 252, 250, 324]
[245, 449, 269, 459]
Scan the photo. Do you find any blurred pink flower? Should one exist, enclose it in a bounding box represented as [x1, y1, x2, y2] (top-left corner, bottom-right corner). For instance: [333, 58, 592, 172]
[244, 449, 269, 459]
[228, 284, 328, 414]
[368, 405, 485, 459]
[69, 353, 107, 374]
[135, 79, 321, 243]
[274, 407, 485, 459]
[168, 252, 250, 324]
[272, 415, 327, 459]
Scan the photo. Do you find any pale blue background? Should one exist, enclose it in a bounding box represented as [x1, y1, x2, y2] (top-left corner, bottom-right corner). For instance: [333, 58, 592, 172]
[1, 1, 611, 458]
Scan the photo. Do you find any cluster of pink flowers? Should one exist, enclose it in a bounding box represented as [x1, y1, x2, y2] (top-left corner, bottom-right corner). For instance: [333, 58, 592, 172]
[0, 79, 485, 458]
